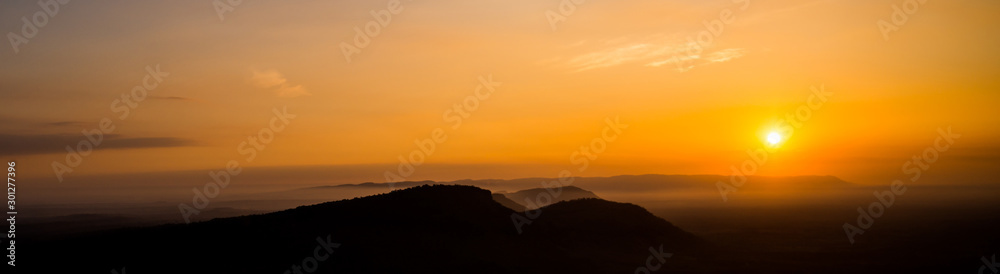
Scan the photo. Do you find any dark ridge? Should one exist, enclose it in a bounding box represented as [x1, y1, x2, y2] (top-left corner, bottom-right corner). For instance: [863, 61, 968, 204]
[23, 185, 704, 274]
[502, 185, 600, 209]
[492, 193, 527, 212]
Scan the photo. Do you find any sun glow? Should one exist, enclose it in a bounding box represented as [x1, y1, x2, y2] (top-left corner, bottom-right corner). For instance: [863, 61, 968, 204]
[767, 132, 782, 145]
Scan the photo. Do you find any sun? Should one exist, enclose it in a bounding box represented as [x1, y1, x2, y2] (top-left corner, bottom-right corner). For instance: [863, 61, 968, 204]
[766, 132, 782, 145]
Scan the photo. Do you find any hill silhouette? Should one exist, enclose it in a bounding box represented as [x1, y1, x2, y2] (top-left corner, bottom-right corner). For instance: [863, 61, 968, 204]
[491, 193, 527, 211]
[501, 185, 601, 210]
[202, 175, 856, 217]
[22, 185, 705, 274]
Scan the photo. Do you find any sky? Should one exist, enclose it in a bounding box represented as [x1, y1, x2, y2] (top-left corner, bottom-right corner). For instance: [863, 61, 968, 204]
[1, 0, 999, 197]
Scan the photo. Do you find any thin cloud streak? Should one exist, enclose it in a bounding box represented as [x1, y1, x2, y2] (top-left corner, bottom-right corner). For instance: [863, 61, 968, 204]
[553, 33, 748, 73]
[149, 96, 193, 101]
[250, 69, 311, 98]
[0, 134, 196, 156]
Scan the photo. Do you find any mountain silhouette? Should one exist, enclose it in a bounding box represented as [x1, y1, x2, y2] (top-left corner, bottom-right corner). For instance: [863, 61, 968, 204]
[501, 185, 601, 210]
[491, 193, 527, 212]
[22, 184, 705, 274]
[213, 175, 856, 216]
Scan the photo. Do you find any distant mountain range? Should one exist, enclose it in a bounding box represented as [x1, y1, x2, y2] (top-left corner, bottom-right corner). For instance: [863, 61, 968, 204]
[495, 185, 600, 210]
[16, 174, 858, 239]
[23, 184, 706, 273]
[321, 174, 853, 193]
[224, 174, 855, 211]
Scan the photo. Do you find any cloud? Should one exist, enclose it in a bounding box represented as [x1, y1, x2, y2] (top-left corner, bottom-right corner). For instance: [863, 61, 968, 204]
[554, 33, 747, 73]
[0, 134, 196, 156]
[561, 33, 680, 72]
[46, 121, 86, 127]
[645, 47, 747, 72]
[251, 69, 288, 88]
[250, 69, 311, 98]
[149, 96, 193, 101]
[704, 48, 747, 63]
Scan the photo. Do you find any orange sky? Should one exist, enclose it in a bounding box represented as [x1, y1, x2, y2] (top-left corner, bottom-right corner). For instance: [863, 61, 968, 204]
[2, 0, 998, 188]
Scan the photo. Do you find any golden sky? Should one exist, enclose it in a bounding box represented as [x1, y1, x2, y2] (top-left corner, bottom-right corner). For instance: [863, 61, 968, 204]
[2, 0, 998, 188]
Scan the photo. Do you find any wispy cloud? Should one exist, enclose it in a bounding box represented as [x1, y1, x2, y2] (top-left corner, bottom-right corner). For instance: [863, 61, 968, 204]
[704, 48, 747, 63]
[250, 69, 311, 98]
[149, 96, 193, 101]
[45, 121, 85, 127]
[0, 134, 196, 156]
[553, 33, 747, 73]
[646, 47, 747, 72]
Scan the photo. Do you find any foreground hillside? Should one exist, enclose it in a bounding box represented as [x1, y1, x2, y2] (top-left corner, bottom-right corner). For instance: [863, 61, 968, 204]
[21, 185, 706, 274]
